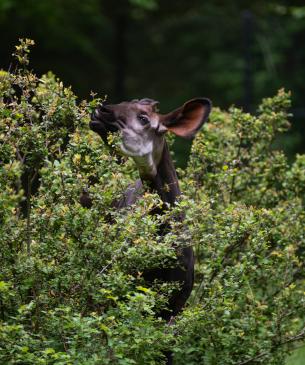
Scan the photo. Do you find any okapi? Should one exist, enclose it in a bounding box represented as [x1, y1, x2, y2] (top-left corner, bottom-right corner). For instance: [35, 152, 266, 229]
[89, 97, 211, 364]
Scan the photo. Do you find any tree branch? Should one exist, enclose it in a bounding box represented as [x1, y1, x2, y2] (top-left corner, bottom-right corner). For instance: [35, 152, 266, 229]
[235, 327, 305, 365]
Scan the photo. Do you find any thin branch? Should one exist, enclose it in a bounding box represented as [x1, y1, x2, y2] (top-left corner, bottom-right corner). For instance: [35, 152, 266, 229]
[98, 238, 130, 275]
[15, 147, 26, 164]
[235, 327, 305, 365]
[230, 132, 243, 203]
[26, 173, 31, 255]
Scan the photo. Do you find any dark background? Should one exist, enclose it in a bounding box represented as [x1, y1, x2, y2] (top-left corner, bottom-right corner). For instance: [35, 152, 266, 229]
[1, 0, 304, 164]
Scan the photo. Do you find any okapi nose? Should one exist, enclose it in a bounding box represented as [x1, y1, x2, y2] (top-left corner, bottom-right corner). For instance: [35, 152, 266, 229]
[99, 105, 112, 114]
[94, 104, 116, 123]
[91, 105, 115, 123]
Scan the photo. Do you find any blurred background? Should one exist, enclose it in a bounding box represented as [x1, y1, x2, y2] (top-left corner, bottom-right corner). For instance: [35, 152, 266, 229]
[1, 0, 304, 164]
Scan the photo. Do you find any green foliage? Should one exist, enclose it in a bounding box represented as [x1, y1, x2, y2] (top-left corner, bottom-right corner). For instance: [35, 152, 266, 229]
[1, 41, 305, 364]
[174, 89, 305, 364]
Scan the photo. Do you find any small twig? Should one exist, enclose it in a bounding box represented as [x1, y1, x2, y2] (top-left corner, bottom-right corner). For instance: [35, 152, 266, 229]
[98, 238, 130, 275]
[270, 268, 301, 298]
[30, 168, 38, 185]
[16, 147, 26, 164]
[230, 132, 243, 203]
[7, 62, 12, 73]
[60, 331, 69, 352]
[235, 327, 305, 365]
[26, 173, 32, 255]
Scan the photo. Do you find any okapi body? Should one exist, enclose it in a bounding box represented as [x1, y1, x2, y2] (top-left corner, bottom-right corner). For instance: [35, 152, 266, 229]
[89, 97, 211, 364]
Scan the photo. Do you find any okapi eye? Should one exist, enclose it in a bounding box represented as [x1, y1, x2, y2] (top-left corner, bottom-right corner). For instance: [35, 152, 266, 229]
[138, 114, 150, 125]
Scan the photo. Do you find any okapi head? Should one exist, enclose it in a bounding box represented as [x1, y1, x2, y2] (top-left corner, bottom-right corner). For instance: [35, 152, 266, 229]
[90, 98, 211, 179]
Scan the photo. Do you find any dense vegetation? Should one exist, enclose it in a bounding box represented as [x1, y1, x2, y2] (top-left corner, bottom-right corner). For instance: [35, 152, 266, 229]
[0, 40, 305, 364]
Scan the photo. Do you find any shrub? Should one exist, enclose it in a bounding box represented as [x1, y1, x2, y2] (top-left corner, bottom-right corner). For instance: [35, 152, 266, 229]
[0, 40, 304, 364]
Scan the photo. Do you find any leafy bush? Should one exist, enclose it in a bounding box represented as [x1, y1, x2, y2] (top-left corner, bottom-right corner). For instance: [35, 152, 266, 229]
[0, 40, 304, 364]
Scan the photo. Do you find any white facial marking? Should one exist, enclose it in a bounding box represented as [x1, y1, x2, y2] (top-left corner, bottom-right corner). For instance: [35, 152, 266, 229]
[118, 112, 165, 178]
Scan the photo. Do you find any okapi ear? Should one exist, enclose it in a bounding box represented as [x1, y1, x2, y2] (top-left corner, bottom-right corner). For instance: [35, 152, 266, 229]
[160, 98, 212, 138]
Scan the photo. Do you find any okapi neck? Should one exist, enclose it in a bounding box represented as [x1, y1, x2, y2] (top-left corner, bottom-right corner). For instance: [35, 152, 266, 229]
[144, 142, 181, 205]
